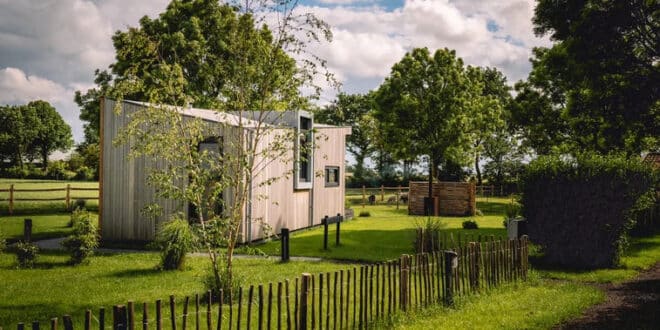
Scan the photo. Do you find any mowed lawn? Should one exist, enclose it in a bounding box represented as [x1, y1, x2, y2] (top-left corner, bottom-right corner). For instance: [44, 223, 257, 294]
[0, 251, 358, 329]
[0, 213, 80, 243]
[250, 197, 510, 262]
[0, 179, 99, 214]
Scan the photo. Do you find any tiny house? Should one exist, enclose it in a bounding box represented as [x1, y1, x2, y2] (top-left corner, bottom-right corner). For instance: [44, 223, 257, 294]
[100, 99, 350, 242]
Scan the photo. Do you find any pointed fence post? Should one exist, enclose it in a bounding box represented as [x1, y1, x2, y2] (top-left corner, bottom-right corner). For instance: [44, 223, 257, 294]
[443, 250, 458, 306]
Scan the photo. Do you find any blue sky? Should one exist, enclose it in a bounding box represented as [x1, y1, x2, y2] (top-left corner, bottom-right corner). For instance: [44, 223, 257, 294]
[0, 0, 550, 144]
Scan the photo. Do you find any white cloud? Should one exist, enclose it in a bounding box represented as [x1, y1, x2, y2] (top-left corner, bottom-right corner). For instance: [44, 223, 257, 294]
[0, 67, 83, 143]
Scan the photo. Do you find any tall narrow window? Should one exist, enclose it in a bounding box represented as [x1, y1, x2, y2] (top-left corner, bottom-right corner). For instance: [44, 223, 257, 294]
[189, 137, 223, 221]
[295, 114, 313, 189]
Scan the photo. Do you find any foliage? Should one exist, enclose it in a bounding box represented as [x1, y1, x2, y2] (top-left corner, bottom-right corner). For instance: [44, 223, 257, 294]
[521, 153, 656, 269]
[316, 92, 377, 184]
[358, 211, 371, 217]
[462, 220, 478, 230]
[517, 0, 659, 154]
[15, 241, 39, 268]
[504, 202, 521, 220]
[203, 262, 243, 303]
[61, 209, 99, 265]
[154, 216, 198, 270]
[374, 48, 478, 201]
[0, 101, 72, 168]
[413, 217, 446, 253]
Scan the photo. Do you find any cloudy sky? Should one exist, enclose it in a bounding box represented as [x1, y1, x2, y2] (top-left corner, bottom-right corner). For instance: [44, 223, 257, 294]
[0, 0, 551, 144]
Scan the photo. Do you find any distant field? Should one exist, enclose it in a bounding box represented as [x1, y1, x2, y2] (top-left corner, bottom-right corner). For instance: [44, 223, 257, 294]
[0, 179, 98, 214]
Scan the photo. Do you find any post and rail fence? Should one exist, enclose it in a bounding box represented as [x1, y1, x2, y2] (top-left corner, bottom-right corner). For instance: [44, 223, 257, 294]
[0, 184, 99, 215]
[3, 236, 529, 330]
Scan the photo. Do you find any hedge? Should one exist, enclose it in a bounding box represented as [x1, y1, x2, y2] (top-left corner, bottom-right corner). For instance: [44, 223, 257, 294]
[520, 153, 656, 269]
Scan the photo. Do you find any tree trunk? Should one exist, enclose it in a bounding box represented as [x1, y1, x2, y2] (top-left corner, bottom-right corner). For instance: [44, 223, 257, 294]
[42, 150, 49, 169]
[475, 153, 482, 185]
[354, 155, 365, 183]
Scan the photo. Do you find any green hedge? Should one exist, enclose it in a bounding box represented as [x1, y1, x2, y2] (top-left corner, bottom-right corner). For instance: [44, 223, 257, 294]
[521, 153, 656, 269]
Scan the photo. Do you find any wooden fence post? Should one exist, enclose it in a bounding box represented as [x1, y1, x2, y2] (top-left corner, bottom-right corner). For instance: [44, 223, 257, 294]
[299, 273, 311, 329]
[24, 219, 32, 242]
[443, 251, 458, 306]
[65, 184, 71, 211]
[9, 184, 14, 215]
[399, 255, 409, 311]
[113, 305, 127, 330]
[62, 316, 73, 330]
[280, 228, 290, 262]
[396, 185, 402, 209]
[50, 318, 57, 330]
[362, 185, 366, 208]
[380, 185, 384, 201]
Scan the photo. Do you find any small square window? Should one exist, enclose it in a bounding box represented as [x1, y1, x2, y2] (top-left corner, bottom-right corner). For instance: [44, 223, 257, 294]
[325, 166, 340, 187]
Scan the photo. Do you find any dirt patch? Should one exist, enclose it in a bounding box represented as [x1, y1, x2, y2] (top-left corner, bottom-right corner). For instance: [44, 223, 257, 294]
[555, 262, 660, 329]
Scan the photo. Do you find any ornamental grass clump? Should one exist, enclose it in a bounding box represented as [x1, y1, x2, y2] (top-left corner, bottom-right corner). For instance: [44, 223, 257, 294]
[16, 241, 39, 268]
[521, 153, 656, 269]
[155, 215, 198, 270]
[62, 209, 99, 265]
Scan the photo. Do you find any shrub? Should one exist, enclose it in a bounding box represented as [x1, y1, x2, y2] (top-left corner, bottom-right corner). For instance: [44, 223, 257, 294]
[4, 165, 29, 179]
[16, 241, 39, 268]
[204, 263, 244, 303]
[358, 211, 371, 217]
[462, 220, 479, 229]
[73, 199, 87, 211]
[74, 166, 95, 181]
[413, 217, 446, 253]
[154, 215, 197, 270]
[61, 209, 99, 265]
[521, 153, 656, 269]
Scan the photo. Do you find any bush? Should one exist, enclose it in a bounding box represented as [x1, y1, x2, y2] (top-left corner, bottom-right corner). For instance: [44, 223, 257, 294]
[74, 166, 95, 181]
[462, 220, 479, 229]
[358, 211, 371, 217]
[413, 217, 446, 253]
[204, 263, 244, 303]
[521, 153, 656, 269]
[16, 241, 39, 268]
[3, 165, 29, 179]
[155, 215, 198, 270]
[73, 199, 87, 211]
[61, 209, 99, 265]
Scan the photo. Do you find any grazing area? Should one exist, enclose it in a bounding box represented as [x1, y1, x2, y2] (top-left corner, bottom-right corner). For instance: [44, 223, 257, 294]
[0, 214, 76, 243]
[0, 179, 99, 214]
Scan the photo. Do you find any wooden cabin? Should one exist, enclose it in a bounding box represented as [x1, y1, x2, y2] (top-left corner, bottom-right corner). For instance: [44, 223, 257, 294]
[100, 99, 351, 242]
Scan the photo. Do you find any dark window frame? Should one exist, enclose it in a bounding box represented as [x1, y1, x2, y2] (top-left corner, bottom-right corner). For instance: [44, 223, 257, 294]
[325, 166, 340, 187]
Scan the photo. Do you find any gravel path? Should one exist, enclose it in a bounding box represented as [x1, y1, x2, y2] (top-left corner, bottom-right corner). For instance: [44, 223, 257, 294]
[555, 262, 660, 329]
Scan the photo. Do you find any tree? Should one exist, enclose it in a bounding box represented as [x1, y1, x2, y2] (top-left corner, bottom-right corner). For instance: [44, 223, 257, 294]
[28, 100, 73, 169]
[482, 128, 525, 186]
[315, 92, 376, 184]
[527, 0, 659, 154]
[465, 66, 509, 184]
[110, 0, 331, 295]
[375, 48, 475, 210]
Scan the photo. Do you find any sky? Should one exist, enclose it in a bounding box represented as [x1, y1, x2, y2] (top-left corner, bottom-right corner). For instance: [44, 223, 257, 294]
[0, 0, 551, 145]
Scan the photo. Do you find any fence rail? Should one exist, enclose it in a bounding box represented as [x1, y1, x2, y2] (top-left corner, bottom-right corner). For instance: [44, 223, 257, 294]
[0, 184, 99, 214]
[4, 237, 529, 330]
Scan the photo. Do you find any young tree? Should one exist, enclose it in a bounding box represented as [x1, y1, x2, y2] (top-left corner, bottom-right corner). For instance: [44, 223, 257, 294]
[110, 0, 332, 294]
[28, 100, 73, 169]
[374, 48, 476, 212]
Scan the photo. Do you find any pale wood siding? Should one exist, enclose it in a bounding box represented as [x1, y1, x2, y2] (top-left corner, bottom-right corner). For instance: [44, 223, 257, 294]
[312, 127, 350, 225]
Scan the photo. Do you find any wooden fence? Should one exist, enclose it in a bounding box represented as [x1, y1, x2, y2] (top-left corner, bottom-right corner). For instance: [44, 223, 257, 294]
[0, 184, 99, 215]
[4, 237, 529, 330]
[346, 186, 410, 209]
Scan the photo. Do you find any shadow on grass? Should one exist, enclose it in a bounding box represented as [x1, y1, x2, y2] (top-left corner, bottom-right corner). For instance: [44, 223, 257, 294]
[107, 267, 162, 278]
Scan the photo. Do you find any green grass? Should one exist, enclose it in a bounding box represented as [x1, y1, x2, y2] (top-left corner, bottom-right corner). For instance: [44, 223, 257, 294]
[537, 234, 660, 283]
[250, 198, 509, 262]
[0, 213, 83, 243]
[0, 251, 358, 328]
[394, 275, 604, 330]
[0, 179, 98, 214]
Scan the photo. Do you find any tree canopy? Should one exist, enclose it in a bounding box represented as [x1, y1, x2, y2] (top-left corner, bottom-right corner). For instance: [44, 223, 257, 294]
[0, 101, 72, 168]
[515, 0, 659, 154]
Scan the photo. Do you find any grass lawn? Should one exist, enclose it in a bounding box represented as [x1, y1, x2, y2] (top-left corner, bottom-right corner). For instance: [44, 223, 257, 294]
[0, 251, 358, 329]
[0, 179, 98, 214]
[536, 234, 660, 283]
[249, 197, 510, 262]
[0, 213, 82, 243]
[392, 275, 604, 330]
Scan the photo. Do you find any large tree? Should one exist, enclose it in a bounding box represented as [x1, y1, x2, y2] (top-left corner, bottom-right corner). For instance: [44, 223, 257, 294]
[315, 92, 376, 184]
[375, 48, 475, 209]
[524, 0, 659, 154]
[28, 100, 73, 169]
[110, 0, 331, 295]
